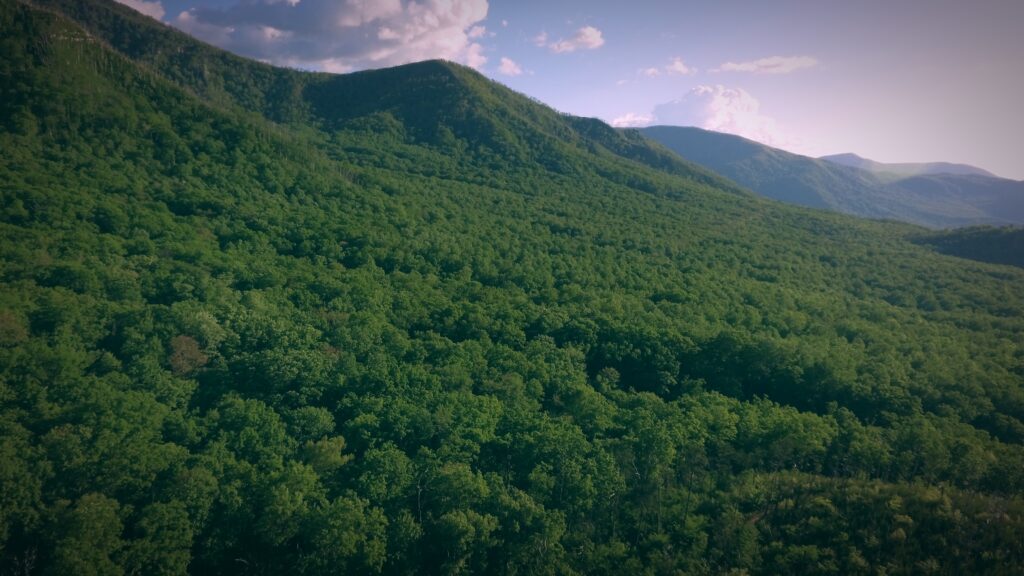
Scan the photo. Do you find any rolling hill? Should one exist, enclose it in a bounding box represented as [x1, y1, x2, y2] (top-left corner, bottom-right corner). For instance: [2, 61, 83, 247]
[640, 125, 1024, 228]
[2, 0, 1024, 574]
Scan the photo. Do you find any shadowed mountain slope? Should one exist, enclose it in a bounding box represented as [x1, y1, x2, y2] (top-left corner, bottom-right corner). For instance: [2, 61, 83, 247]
[914, 226, 1024, 268]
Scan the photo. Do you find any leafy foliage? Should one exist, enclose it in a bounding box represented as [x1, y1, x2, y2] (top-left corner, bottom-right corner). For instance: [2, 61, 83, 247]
[914, 226, 1024, 268]
[1, 0, 1023, 574]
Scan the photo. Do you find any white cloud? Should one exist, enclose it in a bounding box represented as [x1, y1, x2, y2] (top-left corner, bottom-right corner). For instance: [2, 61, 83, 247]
[651, 85, 798, 149]
[532, 31, 548, 47]
[115, 0, 165, 20]
[548, 26, 604, 53]
[716, 55, 818, 74]
[464, 42, 487, 69]
[501, 19, 508, 27]
[611, 112, 654, 128]
[638, 57, 696, 79]
[173, 0, 489, 72]
[665, 57, 695, 75]
[498, 57, 522, 76]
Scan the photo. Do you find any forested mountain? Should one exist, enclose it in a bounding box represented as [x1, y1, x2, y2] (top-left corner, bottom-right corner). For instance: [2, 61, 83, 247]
[640, 125, 1024, 228]
[914, 226, 1024, 269]
[1, 0, 1023, 574]
[821, 152, 996, 178]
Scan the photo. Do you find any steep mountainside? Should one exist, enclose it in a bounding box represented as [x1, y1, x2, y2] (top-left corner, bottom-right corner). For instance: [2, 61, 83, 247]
[2, 0, 1023, 574]
[641, 125, 1024, 228]
[821, 152, 996, 178]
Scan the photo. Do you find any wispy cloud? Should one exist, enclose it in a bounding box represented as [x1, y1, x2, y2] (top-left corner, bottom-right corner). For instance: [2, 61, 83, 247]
[715, 55, 818, 74]
[638, 56, 696, 79]
[173, 0, 489, 72]
[548, 26, 604, 53]
[498, 57, 523, 76]
[610, 112, 654, 128]
[115, 0, 165, 20]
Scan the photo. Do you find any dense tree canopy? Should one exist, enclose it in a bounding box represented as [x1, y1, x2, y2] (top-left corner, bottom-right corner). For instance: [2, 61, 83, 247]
[914, 226, 1024, 269]
[1, 0, 1023, 574]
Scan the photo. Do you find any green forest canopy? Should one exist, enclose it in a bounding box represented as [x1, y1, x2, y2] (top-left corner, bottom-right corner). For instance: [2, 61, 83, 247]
[1, 0, 1023, 573]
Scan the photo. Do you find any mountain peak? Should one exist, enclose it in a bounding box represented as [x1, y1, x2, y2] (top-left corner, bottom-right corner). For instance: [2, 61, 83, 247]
[18, 0, 736, 189]
[824, 152, 866, 163]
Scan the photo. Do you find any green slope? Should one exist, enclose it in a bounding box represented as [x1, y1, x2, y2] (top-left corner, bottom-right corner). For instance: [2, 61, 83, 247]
[914, 226, 1024, 268]
[26, 0, 739, 195]
[2, 0, 1024, 574]
[641, 125, 1024, 228]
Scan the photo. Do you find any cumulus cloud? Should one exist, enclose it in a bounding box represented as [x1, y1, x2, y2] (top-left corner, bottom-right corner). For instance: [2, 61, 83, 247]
[548, 26, 604, 53]
[665, 57, 695, 75]
[610, 112, 654, 128]
[498, 57, 523, 76]
[640, 67, 661, 78]
[464, 42, 488, 69]
[652, 85, 797, 148]
[715, 55, 818, 74]
[532, 31, 548, 47]
[115, 0, 165, 20]
[173, 0, 489, 72]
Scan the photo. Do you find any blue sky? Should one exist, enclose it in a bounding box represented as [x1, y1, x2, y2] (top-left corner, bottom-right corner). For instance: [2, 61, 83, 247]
[119, 0, 1024, 179]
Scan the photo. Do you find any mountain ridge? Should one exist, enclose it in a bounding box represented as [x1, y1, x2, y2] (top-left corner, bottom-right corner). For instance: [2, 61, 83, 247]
[23, 0, 743, 195]
[640, 125, 1024, 228]
[821, 152, 999, 178]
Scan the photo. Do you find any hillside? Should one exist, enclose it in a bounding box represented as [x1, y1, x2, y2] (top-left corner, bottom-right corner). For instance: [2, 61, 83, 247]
[640, 125, 1024, 228]
[2, 0, 1024, 574]
[914, 226, 1024, 268]
[821, 152, 996, 178]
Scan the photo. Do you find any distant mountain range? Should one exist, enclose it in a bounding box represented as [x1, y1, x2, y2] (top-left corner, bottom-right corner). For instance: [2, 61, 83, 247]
[819, 151, 995, 178]
[639, 126, 1024, 228]
[820, 152, 996, 178]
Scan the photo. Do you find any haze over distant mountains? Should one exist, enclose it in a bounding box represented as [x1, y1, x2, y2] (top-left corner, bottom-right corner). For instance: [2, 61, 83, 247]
[820, 152, 997, 179]
[640, 126, 1024, 229]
